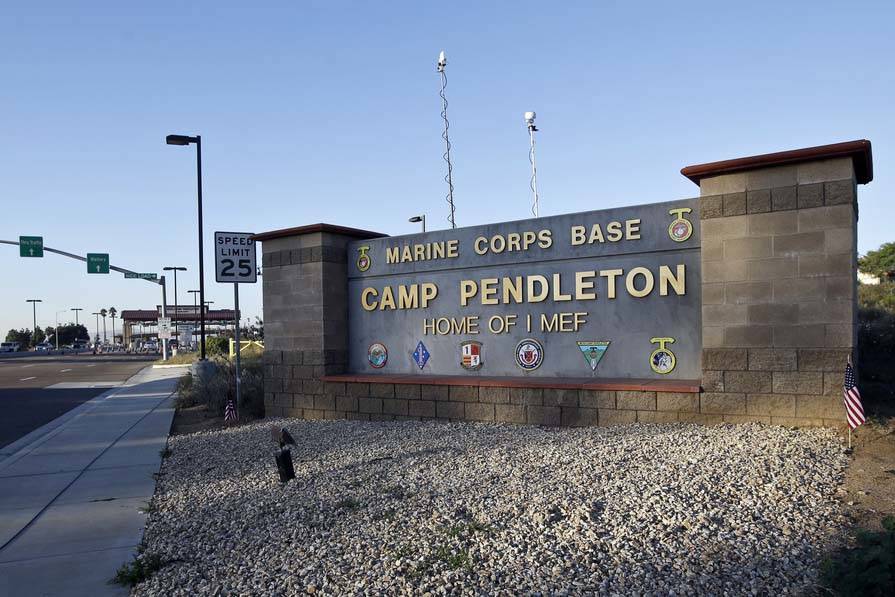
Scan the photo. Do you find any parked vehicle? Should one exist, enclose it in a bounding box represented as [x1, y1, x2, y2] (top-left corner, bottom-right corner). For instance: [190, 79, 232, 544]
[35, 343, 53, 352]
[0, 342, 21, 353]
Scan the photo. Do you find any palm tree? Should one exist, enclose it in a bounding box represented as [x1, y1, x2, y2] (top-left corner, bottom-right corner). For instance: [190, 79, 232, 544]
[108, 307, 117, 346]
[99, 308, 108, 344]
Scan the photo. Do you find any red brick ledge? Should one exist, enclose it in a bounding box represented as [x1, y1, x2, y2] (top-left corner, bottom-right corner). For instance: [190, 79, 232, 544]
[681, 139, 873, 185]
[252, 223, 387, 242]
[320, 374, 701, 393]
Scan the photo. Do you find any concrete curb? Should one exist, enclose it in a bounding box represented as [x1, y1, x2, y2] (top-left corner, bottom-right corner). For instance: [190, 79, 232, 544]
[151, 363, 193, 369]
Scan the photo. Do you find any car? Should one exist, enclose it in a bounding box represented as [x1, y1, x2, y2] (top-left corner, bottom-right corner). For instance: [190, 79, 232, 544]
[35, 343, 53, 352]
[0, 342, 21, 353]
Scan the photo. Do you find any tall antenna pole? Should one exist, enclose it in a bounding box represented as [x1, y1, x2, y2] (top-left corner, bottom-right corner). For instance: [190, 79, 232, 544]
[438, 50, 456, 229]
[524, 111, 540, 218]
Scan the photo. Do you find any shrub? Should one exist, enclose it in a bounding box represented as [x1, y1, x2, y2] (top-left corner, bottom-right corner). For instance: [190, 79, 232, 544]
[858, 307, 895, 414]
[173, 357, 264, 419]
[110, 553, 163, 587]
[206, 336, 230, 357]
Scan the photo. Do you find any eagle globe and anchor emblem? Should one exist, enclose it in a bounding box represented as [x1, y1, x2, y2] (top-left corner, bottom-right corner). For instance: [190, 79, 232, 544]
[649, 337, 677, 374]
[356, 245, 372, 272]
[667, 207, 694, 243]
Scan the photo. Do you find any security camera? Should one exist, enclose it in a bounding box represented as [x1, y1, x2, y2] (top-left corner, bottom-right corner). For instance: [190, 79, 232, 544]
[524, 111, 536, 124]
[437, 50, 447, 71]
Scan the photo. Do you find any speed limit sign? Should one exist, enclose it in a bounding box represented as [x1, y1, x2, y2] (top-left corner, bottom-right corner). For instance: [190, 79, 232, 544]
[214, 231, 257, 283]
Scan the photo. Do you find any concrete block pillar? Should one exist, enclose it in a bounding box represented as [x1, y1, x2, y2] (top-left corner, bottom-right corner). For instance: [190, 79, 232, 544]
[252, 224, 386, 418]
[682, 140, 872, 426]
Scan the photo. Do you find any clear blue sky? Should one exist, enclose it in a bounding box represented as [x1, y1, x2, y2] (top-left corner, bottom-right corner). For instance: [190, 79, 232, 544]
[1, 1, 892, 336]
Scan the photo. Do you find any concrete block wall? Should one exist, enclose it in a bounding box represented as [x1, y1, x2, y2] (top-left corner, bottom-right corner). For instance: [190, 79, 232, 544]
[698, 158, 858, 427]
[259, 229, 359, 418]
[258, 372, 704, 426]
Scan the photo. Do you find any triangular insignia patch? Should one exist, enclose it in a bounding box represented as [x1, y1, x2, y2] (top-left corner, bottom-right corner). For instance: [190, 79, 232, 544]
[577, 341, 610, 371]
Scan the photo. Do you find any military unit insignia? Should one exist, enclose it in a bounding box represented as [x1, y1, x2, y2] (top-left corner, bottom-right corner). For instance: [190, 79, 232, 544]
[460, 340, 483, 371]
[356, 245, 371, 272]
[577, 341, 610, 371]
[412, 340, 430, 370]
[515, 338, 544, 371]
[367, 342, 388, 368]
[649, 337, 676, 374]
[667, 207, 693, 243]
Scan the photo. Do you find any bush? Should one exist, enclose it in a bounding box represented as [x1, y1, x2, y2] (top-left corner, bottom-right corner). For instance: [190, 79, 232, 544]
[205, 336, 230, 357]
[858, 307, 895, 415]
[860, 282, 895, 312]
[822, 516, 895, 596]
[173, 357, 264, 419]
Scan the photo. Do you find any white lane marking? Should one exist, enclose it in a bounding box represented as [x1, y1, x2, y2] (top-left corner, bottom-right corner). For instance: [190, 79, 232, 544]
[86, 364, 96, 367]
[19, 376, 36, 381]
[61, 369, 72, 372]
[21, 364, 35, 368]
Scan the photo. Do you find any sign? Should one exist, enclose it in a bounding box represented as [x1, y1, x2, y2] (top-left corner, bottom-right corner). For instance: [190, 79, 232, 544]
[125, 272, 158, 280]
[214, 231, 257, 283]
[346, 199, 701, 379]
[19, 236, 43, 257]
[87, 253, 110, 274]
[157, 317, 172, 340]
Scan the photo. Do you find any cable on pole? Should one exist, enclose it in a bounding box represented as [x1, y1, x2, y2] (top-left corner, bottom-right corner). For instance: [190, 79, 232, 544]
[437, 51, 456, 229]
[524, 111, 540, 218]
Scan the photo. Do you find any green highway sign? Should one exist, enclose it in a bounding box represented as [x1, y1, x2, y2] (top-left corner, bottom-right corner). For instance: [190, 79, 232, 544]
[19, 236, 44, 258]
[125, 272, 158, 280]
[87, 253, 110, 274]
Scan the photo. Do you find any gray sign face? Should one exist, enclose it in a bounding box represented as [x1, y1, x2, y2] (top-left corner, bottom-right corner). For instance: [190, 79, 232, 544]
[347, 199, 701, 379]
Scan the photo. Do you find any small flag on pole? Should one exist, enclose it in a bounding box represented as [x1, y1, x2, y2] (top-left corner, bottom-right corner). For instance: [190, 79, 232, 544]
[224, 398, 238, 423]
[843, 362, 865, 430]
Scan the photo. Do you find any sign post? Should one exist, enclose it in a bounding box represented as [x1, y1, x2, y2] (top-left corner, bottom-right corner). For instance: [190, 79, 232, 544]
[214, 232, 258, 417]
[86, 253, 110, 274]
[19, 236, 44, 257]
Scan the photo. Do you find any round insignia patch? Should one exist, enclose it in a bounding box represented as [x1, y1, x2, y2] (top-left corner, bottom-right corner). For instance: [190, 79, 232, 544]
[667, 207, 694, 243]
[648, 337, 676, 374]
[668, 218, 693, 242]
[515, 338, 544, 371]
[356, 246, 371, 272]
[367, 342, 387, 368]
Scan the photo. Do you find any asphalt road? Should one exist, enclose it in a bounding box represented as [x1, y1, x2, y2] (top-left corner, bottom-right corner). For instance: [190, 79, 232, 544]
[0, 354, 156, 449]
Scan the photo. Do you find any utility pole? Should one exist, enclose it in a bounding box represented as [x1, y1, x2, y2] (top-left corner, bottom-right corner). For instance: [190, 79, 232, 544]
[26, 299, 42, 348]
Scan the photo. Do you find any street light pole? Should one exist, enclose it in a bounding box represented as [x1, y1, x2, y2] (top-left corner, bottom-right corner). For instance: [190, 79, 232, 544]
[163, 266, 187, 348]
[166, 133, 205, 360]
[409, 214, 426, 233]
[71, 308, 82, 328]
[188, 289, 199, 349]
[26, 299, 42, 349]
[55, 310, 66, 350]
[92, 312, 101, 346]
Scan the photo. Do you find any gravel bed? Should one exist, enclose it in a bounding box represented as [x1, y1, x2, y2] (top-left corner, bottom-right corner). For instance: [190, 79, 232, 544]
[135, 420, 848, 595]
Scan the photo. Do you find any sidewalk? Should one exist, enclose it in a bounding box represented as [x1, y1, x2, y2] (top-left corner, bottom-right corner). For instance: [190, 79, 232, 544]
[0, 366, 183, 597]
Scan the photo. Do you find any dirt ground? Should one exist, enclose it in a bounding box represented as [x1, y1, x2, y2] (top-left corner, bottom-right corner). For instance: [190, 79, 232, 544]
[170, 405, 229, 436]
[839, 417, 895, 533]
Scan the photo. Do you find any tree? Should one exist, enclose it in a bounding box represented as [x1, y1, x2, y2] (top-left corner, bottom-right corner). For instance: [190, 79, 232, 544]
[33, 326, 46, 345]
[5, 328, 32, 347]
[99, 309, 108, 343]
[858, 242, 895, 278]
[108, 307, 117, 345]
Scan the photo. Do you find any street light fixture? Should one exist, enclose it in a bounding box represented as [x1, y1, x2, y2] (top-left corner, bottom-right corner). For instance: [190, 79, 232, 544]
[409, 214, 426, 233]
[26, 299, 42, 349]
[166, 133, 206, 360]
[163, 266, 187, 347]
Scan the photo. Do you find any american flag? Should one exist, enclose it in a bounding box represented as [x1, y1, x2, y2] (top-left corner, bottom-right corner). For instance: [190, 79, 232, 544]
[843, 362, 865, 430]
[224, 398, 238, 423]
